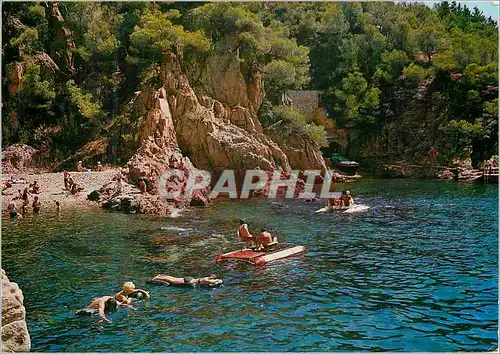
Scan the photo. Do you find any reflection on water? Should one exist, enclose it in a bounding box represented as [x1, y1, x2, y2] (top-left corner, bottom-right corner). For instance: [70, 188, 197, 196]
[2, 179, 498, 352]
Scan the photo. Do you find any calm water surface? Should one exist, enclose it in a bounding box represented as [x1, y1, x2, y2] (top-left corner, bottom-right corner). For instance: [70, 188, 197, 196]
[2, 179, 498, 352]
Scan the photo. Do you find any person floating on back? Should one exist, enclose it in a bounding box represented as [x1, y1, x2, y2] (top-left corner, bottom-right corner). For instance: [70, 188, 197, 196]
[148, 274, 223, 288]
[114, 282, 150, 304]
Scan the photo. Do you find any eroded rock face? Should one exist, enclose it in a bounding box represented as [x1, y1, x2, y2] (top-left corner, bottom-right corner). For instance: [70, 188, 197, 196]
[2, 144, 38, 174]
[90, 85, 211, 214]
[127, 86, 180, 190]
[1, 269, 31, 353]
[279, 136, 327, 171]
[6, 62, 23, 97]
[92, 52, 326, 215]
[162, 52, 291, 173]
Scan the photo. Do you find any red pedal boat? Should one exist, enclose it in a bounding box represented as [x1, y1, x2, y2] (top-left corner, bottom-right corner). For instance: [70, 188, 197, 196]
[215, 244, 306, 266]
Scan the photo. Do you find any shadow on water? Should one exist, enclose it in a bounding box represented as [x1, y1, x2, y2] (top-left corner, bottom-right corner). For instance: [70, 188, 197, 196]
[2, 179, 498, 352]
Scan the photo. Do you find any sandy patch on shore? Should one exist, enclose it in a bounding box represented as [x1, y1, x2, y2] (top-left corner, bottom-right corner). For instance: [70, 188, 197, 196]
[2, 170, 119, 214]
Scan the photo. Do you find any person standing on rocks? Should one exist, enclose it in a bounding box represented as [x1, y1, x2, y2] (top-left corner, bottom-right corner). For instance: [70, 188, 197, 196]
[429, 146, 439, 164]
[116, 175, 123, 194]
[139, 179, 147, 194]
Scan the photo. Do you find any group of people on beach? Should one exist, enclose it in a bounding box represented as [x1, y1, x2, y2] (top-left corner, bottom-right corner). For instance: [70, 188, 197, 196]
[7, 181, 43, 218]
[63, 171, 85, 195]
[5, 161, 105, 219]
[75, 160, 103, 173]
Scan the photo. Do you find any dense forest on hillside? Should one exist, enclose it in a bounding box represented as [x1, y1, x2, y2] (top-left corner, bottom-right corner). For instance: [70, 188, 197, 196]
[2, 1, 498, 169]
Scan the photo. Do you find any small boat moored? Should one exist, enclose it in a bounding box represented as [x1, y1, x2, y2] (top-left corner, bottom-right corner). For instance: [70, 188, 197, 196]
[330, 153, 359, 175]
[215, 244, 306, 266]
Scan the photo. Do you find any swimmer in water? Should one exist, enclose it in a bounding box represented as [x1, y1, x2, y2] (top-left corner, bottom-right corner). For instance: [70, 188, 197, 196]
[114, 282, 150, 304]
[76, 296, 118, 322]
[32, 196, 41, 214]
[148, 274, 223, 288]
[22, 200, 28, 216]
[7, 198, 21, 218]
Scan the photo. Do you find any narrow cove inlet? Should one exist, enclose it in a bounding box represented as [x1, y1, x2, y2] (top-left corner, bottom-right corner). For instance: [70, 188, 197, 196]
[2, 180, 497, 352]
[2, 2, 498, 352]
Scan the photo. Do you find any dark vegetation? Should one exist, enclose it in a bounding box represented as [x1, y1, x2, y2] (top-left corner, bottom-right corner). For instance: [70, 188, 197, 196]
[2, 2, 497, 168]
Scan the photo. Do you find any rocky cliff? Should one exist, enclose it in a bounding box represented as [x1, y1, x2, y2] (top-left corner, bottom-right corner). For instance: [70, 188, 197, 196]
[1, 269, 31, 352]
[90, 84, 211, 215]
[91, 52, 326, 214]
[163, 53, 293, 172]
[2, 143, 38, 174]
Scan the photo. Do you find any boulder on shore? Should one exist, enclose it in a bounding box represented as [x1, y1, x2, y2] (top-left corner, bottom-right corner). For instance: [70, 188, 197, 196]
[2, 144, 38, 174]
[1, 269, 31, 352]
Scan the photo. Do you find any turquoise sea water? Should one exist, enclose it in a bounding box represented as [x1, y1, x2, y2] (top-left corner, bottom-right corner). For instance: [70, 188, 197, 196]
[2, 179, 498, 352]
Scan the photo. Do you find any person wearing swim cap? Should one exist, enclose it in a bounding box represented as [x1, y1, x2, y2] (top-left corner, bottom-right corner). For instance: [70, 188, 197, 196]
[78, 296, 118, 322]
[148, 274, 223, 288]
[238, 219, 255, 248]
[114, 282, 150, 305]
[340, 190, 354, 207]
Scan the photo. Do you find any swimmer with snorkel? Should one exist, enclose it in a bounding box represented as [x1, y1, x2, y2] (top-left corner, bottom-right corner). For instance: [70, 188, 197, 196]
[114, 282, 151, 304]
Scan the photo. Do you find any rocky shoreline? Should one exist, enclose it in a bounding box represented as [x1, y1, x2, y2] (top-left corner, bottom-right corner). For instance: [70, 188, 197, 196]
[1, 269, 30, 352]
[373, 163, 486, 182]
[1, 170, 118, 215]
